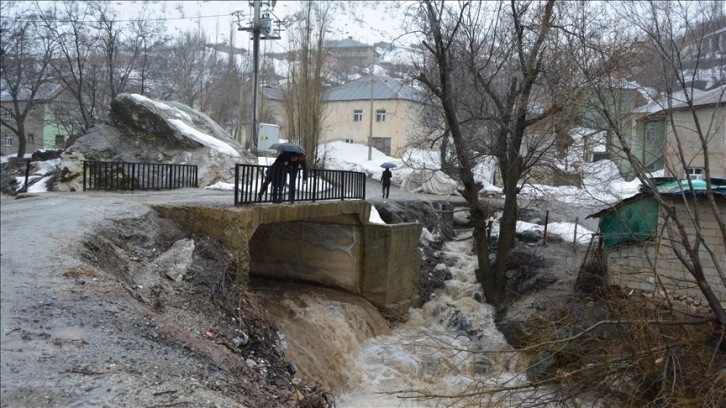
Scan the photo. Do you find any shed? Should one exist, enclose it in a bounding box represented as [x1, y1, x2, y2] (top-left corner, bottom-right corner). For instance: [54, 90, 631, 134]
[587, 178, 726, 311]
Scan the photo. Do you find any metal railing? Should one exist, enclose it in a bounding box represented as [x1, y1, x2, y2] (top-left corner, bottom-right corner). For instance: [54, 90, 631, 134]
[83, 161, 198, 191]
[234, 164, 366, 205]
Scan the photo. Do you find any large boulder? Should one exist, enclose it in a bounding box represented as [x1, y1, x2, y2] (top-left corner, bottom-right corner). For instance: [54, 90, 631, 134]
[58, 93, 254, 191]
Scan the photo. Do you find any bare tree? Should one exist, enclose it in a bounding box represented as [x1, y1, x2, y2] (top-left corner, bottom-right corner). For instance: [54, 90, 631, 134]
[91, 1, 164, 101]
[128, 16, 168, 97]
[281, 0, 333, 165]
[161, 30, 220, 108]
[413, 0, 568, 309]
[38, 1, 105, 137]
[0, 3, 56, 158]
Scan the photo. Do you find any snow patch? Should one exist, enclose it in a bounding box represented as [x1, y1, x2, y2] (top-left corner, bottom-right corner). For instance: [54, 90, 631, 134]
[167, 119, 240, 158]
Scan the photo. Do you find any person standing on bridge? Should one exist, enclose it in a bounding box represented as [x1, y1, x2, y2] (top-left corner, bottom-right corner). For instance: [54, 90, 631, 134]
[261, 151, 308, 203]
[287, 152, 308, 203]
[264, 151, 294, 203]
[381, 167, 392, 198]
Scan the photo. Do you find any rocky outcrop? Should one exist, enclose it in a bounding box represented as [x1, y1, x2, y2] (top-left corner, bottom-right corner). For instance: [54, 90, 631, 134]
[57, 93, 255, 191]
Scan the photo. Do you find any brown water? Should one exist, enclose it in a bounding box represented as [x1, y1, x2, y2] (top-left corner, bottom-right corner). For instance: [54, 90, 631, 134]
[252, 282, 391, 392]
[255, 238, 536, 407]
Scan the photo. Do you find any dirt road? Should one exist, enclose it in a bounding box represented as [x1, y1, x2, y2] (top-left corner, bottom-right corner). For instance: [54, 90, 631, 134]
[0, 189, 293, 407]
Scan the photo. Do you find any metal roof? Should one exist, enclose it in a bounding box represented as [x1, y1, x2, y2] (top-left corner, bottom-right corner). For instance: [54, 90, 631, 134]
[261, 76, 422, 103]
[632, 84, 725, 114]
[587, 178, 726, 219]
[324, 76, 420, 102]
[0, 83, 64, 103]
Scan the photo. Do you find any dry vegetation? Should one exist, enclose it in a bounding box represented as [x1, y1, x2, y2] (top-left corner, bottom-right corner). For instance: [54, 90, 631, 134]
[515, 286, 726, 407]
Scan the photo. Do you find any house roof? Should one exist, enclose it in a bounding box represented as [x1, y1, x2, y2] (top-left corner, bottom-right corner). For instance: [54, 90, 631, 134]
[670, 85, 725, 109]
[260, 76, 422, 103]
[0, 83, 64, 103]
[632, 84, 725, 115]
[331, 37, 371, 48]
[587, 177, 726, 219]
[324, 75, 420, 102]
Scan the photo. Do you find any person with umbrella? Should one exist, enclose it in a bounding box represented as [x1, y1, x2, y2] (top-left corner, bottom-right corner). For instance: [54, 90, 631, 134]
[286, 152, 308, 203]
[259, 144, 307, 203]
[381, 162, 396, 198]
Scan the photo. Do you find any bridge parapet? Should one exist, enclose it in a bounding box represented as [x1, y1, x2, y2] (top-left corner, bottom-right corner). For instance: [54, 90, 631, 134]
[234, 164, 366, 205]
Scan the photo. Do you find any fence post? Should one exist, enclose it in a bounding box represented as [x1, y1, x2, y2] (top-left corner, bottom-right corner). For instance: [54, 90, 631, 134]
[542, 210, 549, 246]
[573, 217, 579, 252]
[312, 170, 317, 202]
[234, 164, 240, 205]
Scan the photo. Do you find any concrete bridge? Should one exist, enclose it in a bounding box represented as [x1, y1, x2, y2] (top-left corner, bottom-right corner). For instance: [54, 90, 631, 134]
[152, 200, 423, 312]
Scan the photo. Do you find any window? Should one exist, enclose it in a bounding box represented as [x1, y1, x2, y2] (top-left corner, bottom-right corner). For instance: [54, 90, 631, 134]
[3, 134, 13, 147]
[28, 133, 34, 145]
[353, 110, 363, 122]
[3, 111, 11, 120]
[645, 124, 657, 142]
[376, 109, 386, 122]
[685, 167, 704, 180]
[55, 134, 65, 147]
[29, 105, 35, 114]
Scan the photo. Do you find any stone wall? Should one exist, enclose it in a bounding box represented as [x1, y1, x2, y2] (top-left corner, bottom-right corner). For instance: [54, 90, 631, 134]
[606, 196, 726, 313]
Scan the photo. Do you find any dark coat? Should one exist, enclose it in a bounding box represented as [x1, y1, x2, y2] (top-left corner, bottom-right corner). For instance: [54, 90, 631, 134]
[271, 152, 308, 181]
[382, 169, 392, 186]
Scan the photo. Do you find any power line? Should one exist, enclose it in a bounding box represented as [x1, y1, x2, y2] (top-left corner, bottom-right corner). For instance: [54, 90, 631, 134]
[11, 13, 240, 25]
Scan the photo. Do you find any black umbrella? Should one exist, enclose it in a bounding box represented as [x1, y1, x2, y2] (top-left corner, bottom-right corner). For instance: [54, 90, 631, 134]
[270, 142, 305, 154]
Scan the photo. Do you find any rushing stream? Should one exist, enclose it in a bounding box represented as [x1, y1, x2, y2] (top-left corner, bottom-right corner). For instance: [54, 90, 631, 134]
[254, 233, 531, 407]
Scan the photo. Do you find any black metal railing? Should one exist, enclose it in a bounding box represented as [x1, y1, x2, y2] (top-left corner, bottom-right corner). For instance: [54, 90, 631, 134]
[234, 164, 366, 205]
[83, 161, 198, 191]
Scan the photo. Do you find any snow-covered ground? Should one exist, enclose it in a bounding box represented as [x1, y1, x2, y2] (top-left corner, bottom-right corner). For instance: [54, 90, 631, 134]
[3, 139, 651, 244]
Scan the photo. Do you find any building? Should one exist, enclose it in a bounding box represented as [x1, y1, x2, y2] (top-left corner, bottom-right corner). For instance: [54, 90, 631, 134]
[1, 91, 46, 156]
[592, 85, 664, 177]
[1, 84, 71, 156]
[262, 75, 426, 158]
[614, 85, 725, 179]
[321, 76, 424, 157]
[328, 37, 380, 73]
[588, 179, 726, 311]
[661, 85, 726, 180]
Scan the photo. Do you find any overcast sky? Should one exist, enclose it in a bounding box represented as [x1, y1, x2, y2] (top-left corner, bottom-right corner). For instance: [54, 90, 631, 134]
[108, 1, 415, 52]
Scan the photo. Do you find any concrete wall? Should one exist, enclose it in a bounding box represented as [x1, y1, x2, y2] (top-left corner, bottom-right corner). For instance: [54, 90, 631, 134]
[250, 220, 364, 292]
[152, 200, 422, 312]
[606, 196, 726, 313]
[362, 223, 422, 311]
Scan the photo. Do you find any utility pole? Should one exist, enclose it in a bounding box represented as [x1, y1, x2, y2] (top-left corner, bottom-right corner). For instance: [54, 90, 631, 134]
[368, 75, 374, 161]
[235, 1, 280, 151]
